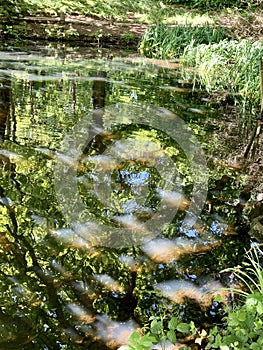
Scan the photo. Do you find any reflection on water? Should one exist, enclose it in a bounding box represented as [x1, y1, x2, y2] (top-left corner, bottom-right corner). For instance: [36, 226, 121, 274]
[155, 279, 228, 310]
[0, 45, 251, 349]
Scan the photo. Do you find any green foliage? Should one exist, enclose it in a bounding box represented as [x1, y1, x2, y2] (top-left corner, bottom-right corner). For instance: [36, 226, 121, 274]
[181, 39, 263, 113]
[121, 331, 157, 350]
[206, 291, 263, 349]
[121, 33, 136, 41]
[204, 244, 263, 349]
[226, 244, 263, 296]
[139, 23, 229, 58]
[124, 316, 192, 349]
[0, 0, 164, 23]
[162, 0, 262, 10]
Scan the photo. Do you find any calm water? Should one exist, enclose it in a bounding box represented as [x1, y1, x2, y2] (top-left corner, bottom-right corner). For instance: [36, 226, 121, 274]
[0, 45, 251, 349]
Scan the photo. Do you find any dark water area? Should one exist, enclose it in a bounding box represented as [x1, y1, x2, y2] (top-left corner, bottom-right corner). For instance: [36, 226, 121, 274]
[0, 44, 252, 349]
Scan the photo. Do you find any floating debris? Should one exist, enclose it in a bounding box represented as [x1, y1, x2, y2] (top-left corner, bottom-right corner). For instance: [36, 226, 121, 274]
[118, 255, 141, 272]
[0, 149, 23, 160]
[55, 152, 86, 171]
[160, 85, 191, 93]
[113, 214, 152, 238]
[110, 139, 164, 166]
[52, 222, 103, 248]
[83, 154, 120, 171]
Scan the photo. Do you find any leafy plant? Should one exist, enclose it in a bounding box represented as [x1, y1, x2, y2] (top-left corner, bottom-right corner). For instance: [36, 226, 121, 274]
[205, 244, 263, 349]
[120, 316, 192, 350]
[206, 292, 263, 349]
[121, 245, 263, 350]
[119, 331, 157, 350]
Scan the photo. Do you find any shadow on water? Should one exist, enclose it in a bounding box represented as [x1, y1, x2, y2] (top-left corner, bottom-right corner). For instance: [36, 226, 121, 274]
[0, 44, 253, 349]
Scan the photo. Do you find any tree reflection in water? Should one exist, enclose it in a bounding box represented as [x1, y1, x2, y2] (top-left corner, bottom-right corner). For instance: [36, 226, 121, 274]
[0, 48, 251, 349]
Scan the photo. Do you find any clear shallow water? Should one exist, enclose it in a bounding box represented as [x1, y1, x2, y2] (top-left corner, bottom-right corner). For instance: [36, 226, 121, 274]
[0, 45, 250, 349]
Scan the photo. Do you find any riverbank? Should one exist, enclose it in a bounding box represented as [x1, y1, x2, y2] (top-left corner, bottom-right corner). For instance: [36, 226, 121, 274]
[1, 7, 263, 48]
[0, 14, 147, 49]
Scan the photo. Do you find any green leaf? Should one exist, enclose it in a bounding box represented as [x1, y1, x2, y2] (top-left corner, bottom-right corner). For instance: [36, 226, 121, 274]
[214, 293, 223, 303]
[140, 334, 157, 347]
[254, 319, 263, 329]
[168, 317, 178, 330]
[136, 345, 144, 350]
[236, 310, 247, 322]
[167, 329, 177, 344]
[256, 303, 263, 315]
[129, 331, 140, 344]
[176, 322, 190, 333]
[250, 343, 262, 350]
[213, 334, 223, 347]
[150, 319, 163, 335]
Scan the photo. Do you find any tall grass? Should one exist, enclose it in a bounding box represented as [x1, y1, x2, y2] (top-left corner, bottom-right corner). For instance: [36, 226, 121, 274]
[181, 39, 263, 111]
[139, 23, 228, 58]
[226, 244, 263, 297]
[140, 24, 263, 112]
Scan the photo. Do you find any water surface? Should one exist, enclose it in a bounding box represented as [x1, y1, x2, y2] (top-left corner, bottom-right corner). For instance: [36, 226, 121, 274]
[0, 45, 250, 349]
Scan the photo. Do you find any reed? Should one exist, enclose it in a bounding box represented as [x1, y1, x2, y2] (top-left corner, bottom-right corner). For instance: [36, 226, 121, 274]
[226, 244, 263, 297]
[181, 39, 263, 112]
[139, 23, 228, 58]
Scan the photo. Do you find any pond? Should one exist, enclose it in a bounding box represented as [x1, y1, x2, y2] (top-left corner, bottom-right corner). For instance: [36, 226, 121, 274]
[0, 44, 252, 349]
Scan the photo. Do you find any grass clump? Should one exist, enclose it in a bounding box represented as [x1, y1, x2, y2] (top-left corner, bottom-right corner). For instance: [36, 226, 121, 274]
[181, 39, 263, 111]
[140, 23, 263, 112]
[139, 23, 228, 58]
